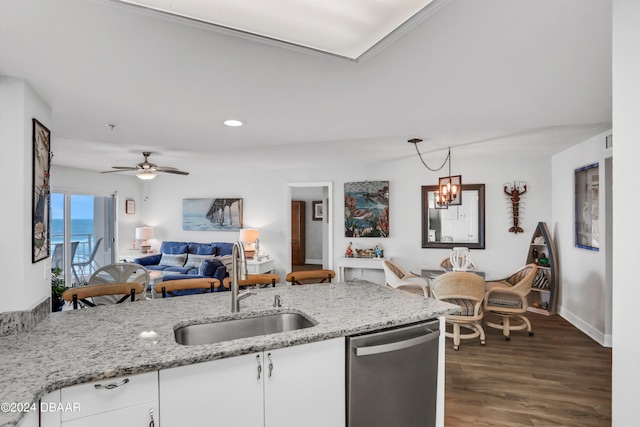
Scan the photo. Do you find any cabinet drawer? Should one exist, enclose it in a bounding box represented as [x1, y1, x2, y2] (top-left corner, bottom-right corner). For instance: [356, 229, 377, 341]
[60, 371, 158, 421]
[62, 402, 159, 427]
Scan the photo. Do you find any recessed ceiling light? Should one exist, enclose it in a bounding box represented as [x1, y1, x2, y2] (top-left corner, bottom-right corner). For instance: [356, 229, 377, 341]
[224, 119, 243, 127]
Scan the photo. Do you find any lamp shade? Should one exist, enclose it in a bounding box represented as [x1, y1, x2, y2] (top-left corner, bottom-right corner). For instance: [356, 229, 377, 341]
[135, 226, 154, 241]
[238, 228, 259, 243]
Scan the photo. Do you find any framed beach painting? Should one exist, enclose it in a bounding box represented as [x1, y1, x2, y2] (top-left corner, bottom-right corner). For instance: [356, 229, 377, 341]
[32, 119, 51, 263]
[344, 181, 389, 237]
[183, 198, 244, 231]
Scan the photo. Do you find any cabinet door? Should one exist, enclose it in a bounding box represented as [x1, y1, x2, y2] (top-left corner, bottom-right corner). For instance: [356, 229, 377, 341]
[160, 353, 264, 427]
[264, 338, 345, 427]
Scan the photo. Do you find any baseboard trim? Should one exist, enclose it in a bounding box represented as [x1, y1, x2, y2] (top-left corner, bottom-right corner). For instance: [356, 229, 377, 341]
[558, 305, 610, 348]
[304, 258, 323, 265]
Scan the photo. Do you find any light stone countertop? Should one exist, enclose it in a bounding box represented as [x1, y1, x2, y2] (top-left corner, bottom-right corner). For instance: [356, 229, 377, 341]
[0, 281, 457, 426]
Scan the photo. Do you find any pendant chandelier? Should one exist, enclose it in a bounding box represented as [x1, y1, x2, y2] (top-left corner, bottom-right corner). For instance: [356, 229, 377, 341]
[409, 139, 462, 208]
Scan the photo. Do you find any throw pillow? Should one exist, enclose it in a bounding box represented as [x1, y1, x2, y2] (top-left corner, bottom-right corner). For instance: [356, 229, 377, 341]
[216, 254, 234, 272]
[159, 253, 187, 267]
[185, 254, 215, 269]
[199, 258, 224, 277]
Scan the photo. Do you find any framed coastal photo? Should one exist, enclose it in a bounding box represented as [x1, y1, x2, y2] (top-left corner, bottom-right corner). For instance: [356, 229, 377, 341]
[312, 200, 323, 221]
[32, 118, 51, 263]
[575, 163, 599, 251]
[183, 198, 244, 231]
[126, 199, 135, 214]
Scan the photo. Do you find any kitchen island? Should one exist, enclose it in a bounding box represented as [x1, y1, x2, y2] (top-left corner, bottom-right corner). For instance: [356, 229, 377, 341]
[0, 281, 457, 426]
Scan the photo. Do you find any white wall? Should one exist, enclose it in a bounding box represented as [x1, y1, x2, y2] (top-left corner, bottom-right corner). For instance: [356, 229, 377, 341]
[551, 130, 612, 346]
[612, 0, 640, 423]
[0, 77, 52, 312]
[129, 149, 552, 284]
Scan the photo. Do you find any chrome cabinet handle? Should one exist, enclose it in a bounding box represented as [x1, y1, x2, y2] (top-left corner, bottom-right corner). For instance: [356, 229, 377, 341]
[268, 353, 273, 377]
[256, 354, 262, 380]
[149, 408, 155, 427]
[94, 378, 130, 390]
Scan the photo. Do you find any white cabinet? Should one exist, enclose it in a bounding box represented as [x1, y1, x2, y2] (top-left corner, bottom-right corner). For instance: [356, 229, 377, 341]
[264, 338, 345, 427]
[159, 338, 345, 427]
[41, 371, 158, 427]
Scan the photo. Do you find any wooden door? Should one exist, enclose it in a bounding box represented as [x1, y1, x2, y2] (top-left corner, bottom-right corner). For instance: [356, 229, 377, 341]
[291, 201, 305, 265]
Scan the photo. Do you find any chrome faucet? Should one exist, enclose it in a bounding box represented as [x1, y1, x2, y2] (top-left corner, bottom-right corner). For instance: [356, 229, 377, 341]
[231, 241, 254, 313]
[273, 294, 281, 308]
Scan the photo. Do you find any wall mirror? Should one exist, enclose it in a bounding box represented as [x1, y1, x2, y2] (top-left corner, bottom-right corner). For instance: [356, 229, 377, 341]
[421, 184, 485, 249]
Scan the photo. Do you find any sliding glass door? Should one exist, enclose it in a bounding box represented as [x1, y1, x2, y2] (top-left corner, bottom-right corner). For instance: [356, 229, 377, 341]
[51, 192, 115, 286]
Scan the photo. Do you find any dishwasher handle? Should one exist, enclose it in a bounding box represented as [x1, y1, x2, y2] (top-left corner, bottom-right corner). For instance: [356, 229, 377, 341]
[354, 329, 440, 356]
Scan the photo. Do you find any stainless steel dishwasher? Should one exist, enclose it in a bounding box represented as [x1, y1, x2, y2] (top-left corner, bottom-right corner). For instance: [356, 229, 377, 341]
[347, 320, 440, 427]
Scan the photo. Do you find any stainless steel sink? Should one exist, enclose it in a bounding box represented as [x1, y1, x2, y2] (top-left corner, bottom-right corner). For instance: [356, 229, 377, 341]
[174, 312, 316, 345]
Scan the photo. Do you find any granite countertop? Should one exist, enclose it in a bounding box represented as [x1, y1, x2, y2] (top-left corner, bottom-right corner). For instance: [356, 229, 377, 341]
[0, 281, 456, 426]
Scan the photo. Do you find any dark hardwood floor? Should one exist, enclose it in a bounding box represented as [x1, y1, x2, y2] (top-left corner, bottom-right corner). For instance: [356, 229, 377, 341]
[445, 313, 611, 427]
[290, 263, 322, 272]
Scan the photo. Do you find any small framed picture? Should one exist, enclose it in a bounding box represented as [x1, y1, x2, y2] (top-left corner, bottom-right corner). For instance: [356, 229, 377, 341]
[312, 200, 323, 221]
[126, 199, 135, 214]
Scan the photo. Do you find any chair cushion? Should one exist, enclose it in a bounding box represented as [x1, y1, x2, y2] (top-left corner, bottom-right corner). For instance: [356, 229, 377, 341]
[188, 242, 217, 255]
[443, 298, 479, 316]
[159, 253, 187, 267]
[215, 242, 234, 256]
[160, 242, 189, 254]
[487, 291, 523, 309]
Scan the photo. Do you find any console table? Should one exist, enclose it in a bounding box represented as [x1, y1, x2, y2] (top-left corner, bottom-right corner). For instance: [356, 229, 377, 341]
[336, 257, 390, 282]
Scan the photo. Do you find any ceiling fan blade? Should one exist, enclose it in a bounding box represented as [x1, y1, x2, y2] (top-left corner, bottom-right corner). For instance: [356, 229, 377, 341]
[100, 169, 134, 174]
[159, 169, 190, 175]
[155, 166, 179, 171]
[110, 166, 138, 170]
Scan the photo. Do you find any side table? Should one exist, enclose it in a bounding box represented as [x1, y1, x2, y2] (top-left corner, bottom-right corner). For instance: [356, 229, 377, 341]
[246, 258, 275, 274]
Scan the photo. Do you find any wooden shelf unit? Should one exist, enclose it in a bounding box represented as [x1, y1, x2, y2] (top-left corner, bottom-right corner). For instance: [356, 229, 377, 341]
[525, 222, 558, 315]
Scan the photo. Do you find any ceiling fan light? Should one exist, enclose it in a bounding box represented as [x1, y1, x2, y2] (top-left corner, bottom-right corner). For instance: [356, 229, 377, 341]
[137, 170, 157, 180]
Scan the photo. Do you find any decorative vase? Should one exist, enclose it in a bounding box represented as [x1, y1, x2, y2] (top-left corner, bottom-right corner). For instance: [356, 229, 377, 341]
[450, 247, 472, 271]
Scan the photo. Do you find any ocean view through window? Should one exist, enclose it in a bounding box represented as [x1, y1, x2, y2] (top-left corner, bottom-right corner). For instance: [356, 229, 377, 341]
[50, 192, 115, 289]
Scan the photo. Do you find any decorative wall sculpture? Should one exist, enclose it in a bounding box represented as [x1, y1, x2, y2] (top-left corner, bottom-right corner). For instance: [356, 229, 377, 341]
[504, 181, 527, 234]
[344, 181, 389, 238]
[183, 198, 243, 231]
[32, 119, 51, 263]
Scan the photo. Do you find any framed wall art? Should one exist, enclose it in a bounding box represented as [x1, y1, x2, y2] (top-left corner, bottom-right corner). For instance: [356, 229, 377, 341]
[183, 198, 244, 231]
[344, 181, 389, 237]
[575, 163, 599, 251]
[125, 199, 135, 214]
[32, 118, 51, 263]
[312, 200, 323, 221]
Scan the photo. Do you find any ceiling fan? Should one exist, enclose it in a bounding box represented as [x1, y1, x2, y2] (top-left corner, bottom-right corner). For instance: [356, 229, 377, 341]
[101, 152, 189, 180]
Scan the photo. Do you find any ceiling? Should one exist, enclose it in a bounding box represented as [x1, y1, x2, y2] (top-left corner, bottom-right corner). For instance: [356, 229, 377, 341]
[0, 0, 612, 176]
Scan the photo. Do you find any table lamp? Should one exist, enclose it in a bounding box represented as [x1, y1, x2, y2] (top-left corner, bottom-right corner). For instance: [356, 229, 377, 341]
[239, 228, 259, 258]
[135, 226, 154, 253]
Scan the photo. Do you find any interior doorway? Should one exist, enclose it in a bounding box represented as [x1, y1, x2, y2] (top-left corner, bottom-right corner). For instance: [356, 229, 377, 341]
[285, 182, 333, 274]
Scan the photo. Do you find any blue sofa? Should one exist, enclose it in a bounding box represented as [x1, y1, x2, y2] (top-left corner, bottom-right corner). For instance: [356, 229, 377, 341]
[134, 241, 234, 292]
